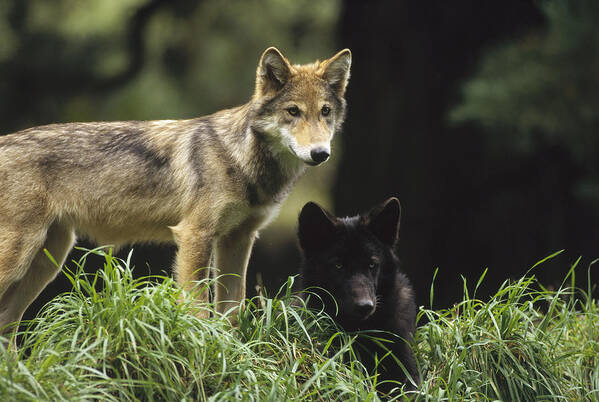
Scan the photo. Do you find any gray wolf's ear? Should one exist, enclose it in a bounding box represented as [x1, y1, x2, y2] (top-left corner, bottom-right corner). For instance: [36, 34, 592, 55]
[368, 197, 401, 246]
[256, 47, 292, 95]
[298, 202, 337, 252]
[321, 49, 352, 97]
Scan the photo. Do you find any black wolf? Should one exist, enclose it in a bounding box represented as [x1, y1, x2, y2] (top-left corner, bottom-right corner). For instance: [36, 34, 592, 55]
[298, 197, 419, 394]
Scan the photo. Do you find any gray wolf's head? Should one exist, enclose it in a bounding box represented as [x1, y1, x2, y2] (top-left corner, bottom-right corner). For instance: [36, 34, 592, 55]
[252, 47, 352, 166]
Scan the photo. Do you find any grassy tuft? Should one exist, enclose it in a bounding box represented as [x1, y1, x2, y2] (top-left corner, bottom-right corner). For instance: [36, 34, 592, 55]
[414, 252, 599, 401]
[0, 248, 597, 401]
[1, 248, 376, 401]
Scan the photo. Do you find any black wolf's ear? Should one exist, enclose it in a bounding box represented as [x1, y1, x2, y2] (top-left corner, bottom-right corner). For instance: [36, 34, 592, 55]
[367, 197, 401, 246]
[298, 202, 337, 252]
[256, 47, 293, 95]
[321, 49, 352, 97]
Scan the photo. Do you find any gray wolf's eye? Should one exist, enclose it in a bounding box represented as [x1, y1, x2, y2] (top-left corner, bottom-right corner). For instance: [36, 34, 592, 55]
[287, 106, 300, 116]
[321, 105, 331, 116]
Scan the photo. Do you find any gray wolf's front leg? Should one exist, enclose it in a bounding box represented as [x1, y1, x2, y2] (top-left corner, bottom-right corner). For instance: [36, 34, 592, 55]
[171, 221, 215, 318]
[213, 227, 258, 317]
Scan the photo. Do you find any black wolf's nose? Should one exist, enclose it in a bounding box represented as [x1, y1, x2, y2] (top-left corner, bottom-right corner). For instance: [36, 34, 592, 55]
[355, 299, 375, 317]
[310, 147, 330, 164]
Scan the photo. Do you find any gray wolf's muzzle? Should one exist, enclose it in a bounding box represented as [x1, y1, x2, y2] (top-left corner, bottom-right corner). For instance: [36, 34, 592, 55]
[310, 147, 330, 165]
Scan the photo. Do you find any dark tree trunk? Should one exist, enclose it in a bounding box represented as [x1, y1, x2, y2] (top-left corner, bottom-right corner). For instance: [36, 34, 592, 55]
[333, 1, 596, 307]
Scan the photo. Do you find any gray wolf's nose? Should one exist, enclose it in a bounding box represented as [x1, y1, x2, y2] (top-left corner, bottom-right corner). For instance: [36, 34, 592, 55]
[310, 147, 330, 164]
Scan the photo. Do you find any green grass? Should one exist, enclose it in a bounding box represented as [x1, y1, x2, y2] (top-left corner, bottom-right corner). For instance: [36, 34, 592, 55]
[415, 252, 599, 401]
[1, 248, 376, 401]
[1, 249, 598, 401]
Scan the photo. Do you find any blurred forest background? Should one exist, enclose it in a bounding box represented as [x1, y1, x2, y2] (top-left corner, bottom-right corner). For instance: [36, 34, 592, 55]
[1, 0, 596, 320]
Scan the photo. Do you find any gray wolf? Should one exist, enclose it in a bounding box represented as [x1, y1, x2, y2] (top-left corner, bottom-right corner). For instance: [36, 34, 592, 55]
[298, 197, 419, 395]
[0, 46, 352, 343]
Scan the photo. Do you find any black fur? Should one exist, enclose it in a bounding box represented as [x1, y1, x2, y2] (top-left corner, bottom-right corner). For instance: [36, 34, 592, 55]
[298, 198, 419, 395]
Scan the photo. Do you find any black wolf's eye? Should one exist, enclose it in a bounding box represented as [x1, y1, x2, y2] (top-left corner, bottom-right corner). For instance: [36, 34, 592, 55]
[335, 262, 343, 269]
[321, 105, 331, 116]
[369, 258, 379, 270]
[287, 106, 300, 116]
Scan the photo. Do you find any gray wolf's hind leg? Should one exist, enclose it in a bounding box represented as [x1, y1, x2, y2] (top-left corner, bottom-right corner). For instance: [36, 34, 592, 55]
[0, 221, 75, 348]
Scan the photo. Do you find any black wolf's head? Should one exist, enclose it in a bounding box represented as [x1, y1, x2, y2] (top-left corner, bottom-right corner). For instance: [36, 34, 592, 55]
[251, 47, 351, 166]
[298, 198, 401, 329]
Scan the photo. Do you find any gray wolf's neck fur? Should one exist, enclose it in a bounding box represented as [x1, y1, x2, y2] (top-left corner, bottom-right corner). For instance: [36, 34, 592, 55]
[200, 102, 306, 206]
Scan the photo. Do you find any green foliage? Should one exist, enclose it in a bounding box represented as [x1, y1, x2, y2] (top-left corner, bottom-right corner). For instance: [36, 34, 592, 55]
[1, 249, 598, 400]
[0, 0, 340, 124]
[451, 0, 599, 163]
[451, 0, 599, 212]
